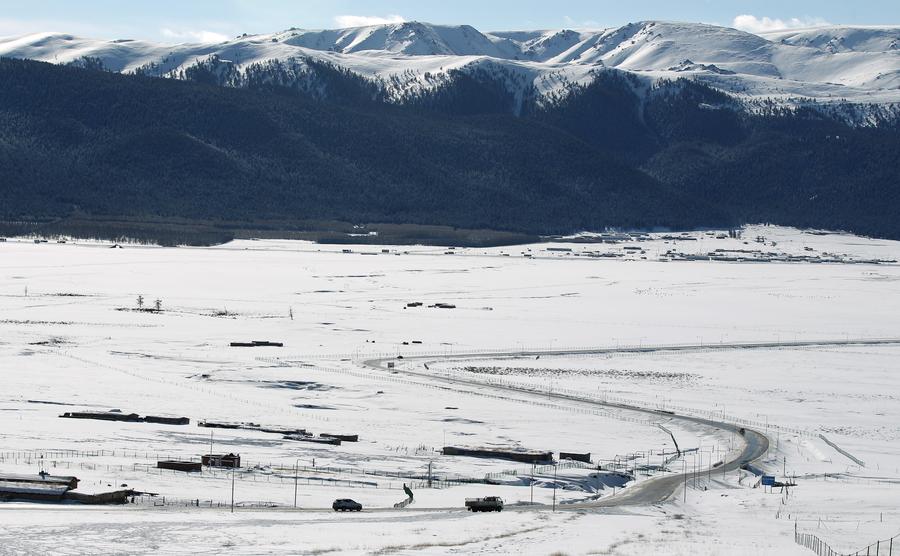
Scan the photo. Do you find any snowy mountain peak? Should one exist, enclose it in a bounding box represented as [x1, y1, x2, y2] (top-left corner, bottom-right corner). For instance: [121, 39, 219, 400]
[1, 20, 898, 116]
[273, 21, 517, 58]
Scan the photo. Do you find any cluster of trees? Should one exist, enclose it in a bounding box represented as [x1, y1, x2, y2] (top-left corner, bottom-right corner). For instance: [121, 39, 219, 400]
[135, 295, 162, 312]
[0, 56, 898, 242]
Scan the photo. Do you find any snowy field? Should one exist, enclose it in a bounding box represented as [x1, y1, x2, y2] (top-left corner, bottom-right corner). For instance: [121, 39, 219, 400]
[1, 225, 898, 555]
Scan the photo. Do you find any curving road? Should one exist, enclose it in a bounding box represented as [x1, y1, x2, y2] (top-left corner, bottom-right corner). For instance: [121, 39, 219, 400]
[361, 345, 777, 509]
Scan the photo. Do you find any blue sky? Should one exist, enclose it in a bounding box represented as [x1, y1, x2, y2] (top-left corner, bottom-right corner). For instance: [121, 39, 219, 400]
[1, 0, 897, 42]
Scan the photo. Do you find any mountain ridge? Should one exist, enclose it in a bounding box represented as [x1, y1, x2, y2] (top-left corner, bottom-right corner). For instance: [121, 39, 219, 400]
[2, 20, 898, 120]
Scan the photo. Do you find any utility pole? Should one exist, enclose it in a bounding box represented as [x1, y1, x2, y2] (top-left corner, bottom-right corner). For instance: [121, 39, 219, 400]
[294, 459, 300, 508]
[552, 463, 558, 511]
[530, 463, 534, 505]
[231, 467, 235, 513]
[695, 441, 701, 487]
[699, 451, 704, 488]
[683, 457, 687, 502]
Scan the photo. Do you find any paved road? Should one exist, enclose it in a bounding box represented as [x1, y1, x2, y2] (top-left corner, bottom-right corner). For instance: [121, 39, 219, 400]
[360, 343, 788, 509]
[375, 337, 900, 362]
[585, 423, 767, 508]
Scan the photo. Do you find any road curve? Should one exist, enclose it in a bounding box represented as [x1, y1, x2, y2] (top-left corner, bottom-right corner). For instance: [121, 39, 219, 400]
[361, 347, 773, 509]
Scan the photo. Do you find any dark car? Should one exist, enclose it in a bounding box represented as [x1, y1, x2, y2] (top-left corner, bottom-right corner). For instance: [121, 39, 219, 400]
[465, 496, 504, 512]
[332, 498, 363, 512]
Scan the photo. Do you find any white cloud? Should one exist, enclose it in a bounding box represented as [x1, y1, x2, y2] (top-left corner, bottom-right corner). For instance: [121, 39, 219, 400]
[334, 14, 405, 28]
[563, 15, 601, 29]
[732, 14, 830, 34]
[161, 28, 230, 43]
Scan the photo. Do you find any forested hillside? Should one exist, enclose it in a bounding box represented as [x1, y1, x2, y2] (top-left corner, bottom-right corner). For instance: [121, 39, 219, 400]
[0, 57, 898, 243]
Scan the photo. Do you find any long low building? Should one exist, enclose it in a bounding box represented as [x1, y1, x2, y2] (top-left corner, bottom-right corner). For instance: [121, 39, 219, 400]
[0, 472, 80, 503]
[0, 481, 71, 502]
[60, 411, 141, 422]
[442, 446, 553, 464]
[60, 411, 189, 425]
[0, 472, 79, 490]
[157, 460, 202, 472]
[0, 473, 133, 505]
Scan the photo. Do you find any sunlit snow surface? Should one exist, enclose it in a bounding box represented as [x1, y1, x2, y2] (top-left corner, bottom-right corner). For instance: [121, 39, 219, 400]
[0, 225, 898, 555]
[1, 21, 899, 113]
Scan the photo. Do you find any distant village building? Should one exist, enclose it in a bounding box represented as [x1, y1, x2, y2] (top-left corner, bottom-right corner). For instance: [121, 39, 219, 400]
[157, 461, 202, 472]
[202, 453, 241, 468]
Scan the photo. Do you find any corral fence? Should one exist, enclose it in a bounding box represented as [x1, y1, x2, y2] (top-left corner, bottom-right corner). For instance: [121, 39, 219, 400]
[129, 464, 436, 491]
[0, 448, 540, 489]
[483, 459, 594, 482]
[796, 524, 897, 556]
[130, 494, 280, 509]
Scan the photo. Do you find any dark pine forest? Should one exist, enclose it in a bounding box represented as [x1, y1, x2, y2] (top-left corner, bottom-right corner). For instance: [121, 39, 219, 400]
[1, 57, 898, 244]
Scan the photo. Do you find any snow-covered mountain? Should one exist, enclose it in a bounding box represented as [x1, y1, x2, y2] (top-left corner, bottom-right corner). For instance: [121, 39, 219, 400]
[761, 26, 900, 54]
[2, 20, 899, 116]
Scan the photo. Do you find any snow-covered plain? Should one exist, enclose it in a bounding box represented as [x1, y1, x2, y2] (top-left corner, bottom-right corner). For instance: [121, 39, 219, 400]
[0, 225, 898, 555]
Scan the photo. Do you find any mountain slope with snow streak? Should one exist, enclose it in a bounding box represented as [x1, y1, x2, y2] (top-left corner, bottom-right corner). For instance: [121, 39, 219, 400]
[1, 20, 899, 113]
